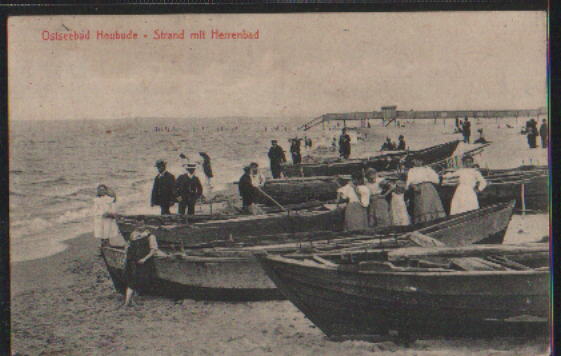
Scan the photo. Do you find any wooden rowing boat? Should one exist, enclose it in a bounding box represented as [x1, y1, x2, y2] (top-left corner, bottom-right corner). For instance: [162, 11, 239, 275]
[258, 165, 547, 212]
[281, 140, 460, 177]
[256, 243, 549, 340]
[102, 201, 515, 301]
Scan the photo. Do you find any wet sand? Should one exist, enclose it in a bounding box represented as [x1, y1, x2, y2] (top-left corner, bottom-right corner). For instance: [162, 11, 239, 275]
[11, 123, 550, 355]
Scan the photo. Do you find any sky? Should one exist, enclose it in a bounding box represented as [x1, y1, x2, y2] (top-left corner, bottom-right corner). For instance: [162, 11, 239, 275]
[8, 12, 547, 121]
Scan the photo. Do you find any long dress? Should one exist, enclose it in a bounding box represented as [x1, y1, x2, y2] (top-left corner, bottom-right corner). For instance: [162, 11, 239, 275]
[406, 166, 446, 224]
[365, 181, 391, 227]
[93, 195, 119, 240]
[390, 188, 410, 226]
[445, 168, 487, 215]
[124, 232, 158, 292]
[337, 183, 369, 231]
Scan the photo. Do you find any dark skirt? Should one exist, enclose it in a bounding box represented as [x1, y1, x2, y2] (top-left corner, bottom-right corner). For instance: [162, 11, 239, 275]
[368, 195, 391, 227]
[124, 258, 156, 291]
[344, 202, 368, 231]
[411, 182, 446, 224]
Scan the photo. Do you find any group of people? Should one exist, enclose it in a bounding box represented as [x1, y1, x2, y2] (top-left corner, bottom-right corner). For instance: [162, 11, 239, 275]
[525, 118, 548, 149]
[380, 135, 407, 151]
[238, 162, 266, 214]
[337, 155, 487, 231]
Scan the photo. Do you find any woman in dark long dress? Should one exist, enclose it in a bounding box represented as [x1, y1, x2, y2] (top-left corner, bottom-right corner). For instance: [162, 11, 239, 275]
[123, 227, 158, 307]
[199, 152, 214, 187]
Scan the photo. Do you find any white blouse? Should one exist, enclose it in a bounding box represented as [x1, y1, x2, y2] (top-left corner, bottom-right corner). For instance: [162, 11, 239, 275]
[405, 166, 440, 188]
[337, 183, 370, 208]
[444, 168, 487, 191]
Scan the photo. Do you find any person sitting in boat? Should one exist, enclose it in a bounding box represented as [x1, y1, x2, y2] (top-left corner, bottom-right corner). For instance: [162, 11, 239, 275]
[337, 172, 370, 231]
[123, 226, 158, 307]
[93, 184, 121, 248]
[405, 158, 446, 224]
[474, 128, 489, 144]
[364, 168, 391, 227]
[443, 155, 487, 215]
[388, 180, 410, 226]
[380, 137, 395, 151]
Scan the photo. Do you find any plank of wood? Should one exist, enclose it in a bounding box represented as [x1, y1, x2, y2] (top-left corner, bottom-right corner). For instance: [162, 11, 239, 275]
[450, 257, 509, 271]
[388, 243, 548, 262]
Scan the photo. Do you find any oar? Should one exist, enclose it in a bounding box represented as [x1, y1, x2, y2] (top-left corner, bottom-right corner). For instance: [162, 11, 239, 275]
[255, 186, 288, 213]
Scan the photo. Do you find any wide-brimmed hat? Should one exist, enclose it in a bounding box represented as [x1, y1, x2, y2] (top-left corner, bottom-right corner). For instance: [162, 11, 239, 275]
[183, 163, 197, 169]
[249, 162, 259, 168]
[271, 140, 278, 144]
[155, 159, 166, 167]
[462, 154, 474, 162]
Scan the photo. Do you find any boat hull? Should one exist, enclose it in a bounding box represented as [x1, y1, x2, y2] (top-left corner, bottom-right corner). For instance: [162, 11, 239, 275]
[102, 201, 514, 301]
[102, 247, 282, 301]
[257, 255, 549, 339]
[282, 140, 460, 177]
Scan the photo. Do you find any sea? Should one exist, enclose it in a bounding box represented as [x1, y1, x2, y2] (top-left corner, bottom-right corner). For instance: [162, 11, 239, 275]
[9, 116, 548, 263]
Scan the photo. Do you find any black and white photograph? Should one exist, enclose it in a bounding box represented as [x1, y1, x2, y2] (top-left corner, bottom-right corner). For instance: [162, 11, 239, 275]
[8, 12, 550, 355]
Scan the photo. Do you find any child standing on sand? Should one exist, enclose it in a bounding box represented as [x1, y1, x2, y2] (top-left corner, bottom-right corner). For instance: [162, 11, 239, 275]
[93, 184, 119, 247]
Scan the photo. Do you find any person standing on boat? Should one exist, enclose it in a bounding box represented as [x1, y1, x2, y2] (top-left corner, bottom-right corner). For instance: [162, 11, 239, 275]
[337, 172, 370, 231]
[151, 159, 176, 215]
[290, 138, 302, 164]
[239, 166, 256, 214]
[389, 181, 411, 226]
[405, 159, 446, 223]
[175, 163, 203, 215]
[527, 119, 538, 148]
[539, 119, 548, 148]
[199, 152, 214, 188]
[93, 184, 120, 247]
[364, 168, 391, 227]
[339, 128, 351, 159]
[123, 226, 158, 307]
[268, 140, 286, 179]
[443, 155, 487, 215]
[462, 117, 471, 143]
[397, 135, 406, 150]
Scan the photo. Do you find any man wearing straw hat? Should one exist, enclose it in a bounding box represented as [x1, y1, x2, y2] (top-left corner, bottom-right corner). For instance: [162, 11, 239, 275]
[175, 163, 203, 215]
[151, 159, 176, 215]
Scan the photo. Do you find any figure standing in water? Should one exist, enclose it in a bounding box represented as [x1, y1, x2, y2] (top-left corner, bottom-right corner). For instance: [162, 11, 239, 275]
[123, 226, 158, 307]
[268, 140, 286, 179]
[151, 159, 176, 215]
[443, 155, 487, 215]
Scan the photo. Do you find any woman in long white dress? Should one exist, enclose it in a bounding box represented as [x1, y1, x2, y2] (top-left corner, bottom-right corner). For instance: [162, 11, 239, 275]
[389, 181, 411, 226]
[405, 159, 446, 224]
[444, 155, 487, 215]
[364, 168, 391, 227]
[337, 172, 370, 231]
[93, 184, 121, 247]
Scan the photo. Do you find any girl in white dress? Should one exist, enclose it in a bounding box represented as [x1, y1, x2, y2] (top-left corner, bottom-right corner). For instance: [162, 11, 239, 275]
[444, 155, 487, 215]
[93, 184, 120, 246]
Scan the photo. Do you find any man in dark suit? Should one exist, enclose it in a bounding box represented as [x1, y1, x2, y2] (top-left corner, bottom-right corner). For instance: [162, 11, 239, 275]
[268, 140, 286, 179]
[175, 163, 203, 215]
[151, 160, 176, 215]
[339, 128, 351, 159]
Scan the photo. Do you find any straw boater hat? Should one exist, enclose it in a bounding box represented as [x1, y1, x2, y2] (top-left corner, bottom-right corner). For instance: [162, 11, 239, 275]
[184, 163, 197, 170]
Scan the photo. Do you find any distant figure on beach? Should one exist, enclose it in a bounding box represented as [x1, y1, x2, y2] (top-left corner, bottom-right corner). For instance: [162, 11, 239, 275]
[337, 172, 369, 231]
[397, 135, 406, 150]
[93, 184, 119, 247]
[405, 158, 446, 224]
[268, 140, 286, 179]
[527, 119, 538, 148]
[123, 226, 158, 307]
[175, 163, 203, 215]
[151, 160, 176, 215]
[539, 119, 548, 148]
[474, 128, 489, 144]
[290, 138, 302, 164]
[462, 117, 471, 143]
[331, 137, 338, 151]
[199, 152, 213, 188]
[364, 168, 391, 227]
[339, 128, 351, 159]
[443, 155, 487, 215]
